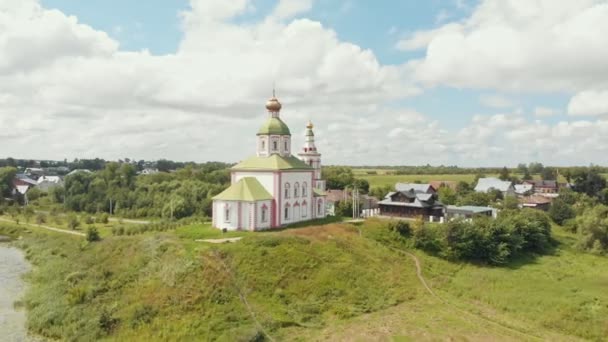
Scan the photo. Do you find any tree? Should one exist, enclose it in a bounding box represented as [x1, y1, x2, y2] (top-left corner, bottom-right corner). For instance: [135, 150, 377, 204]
[541, 167, 556, 180]
[548, 198, 575, 225]
[572, 168, 607, 197]
[67, 215, 80, 230]
[502, 195, 519, 210]
[438, 186, 457, 205]
[0, 167, 17, 199]
[322, 167, 355, 190]
[522, 168, 532, 180]
[352, 179, 370, 194]
[499, 167, 510, 181]
[529, 162, 544, 174]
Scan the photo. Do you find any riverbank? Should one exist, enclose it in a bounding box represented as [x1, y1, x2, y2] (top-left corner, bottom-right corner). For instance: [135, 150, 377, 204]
[0, 242, 31, 341]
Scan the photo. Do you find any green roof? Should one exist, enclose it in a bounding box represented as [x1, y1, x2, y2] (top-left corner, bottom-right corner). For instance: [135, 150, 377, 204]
[313, 188, 326, 197]
[232, 154, 313, 171]
[213, 177, 273, 201]
[257, 117, 291, 136]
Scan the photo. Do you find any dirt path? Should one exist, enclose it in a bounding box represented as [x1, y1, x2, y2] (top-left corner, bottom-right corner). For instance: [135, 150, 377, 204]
[196, 237, 242, 244]
[397, 247, 543, 341]
[211, 252, 276, 342]
[0, 217, 85, 237]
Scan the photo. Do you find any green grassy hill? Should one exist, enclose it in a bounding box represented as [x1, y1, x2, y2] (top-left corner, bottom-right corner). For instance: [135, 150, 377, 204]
[1, 219, 607, 341]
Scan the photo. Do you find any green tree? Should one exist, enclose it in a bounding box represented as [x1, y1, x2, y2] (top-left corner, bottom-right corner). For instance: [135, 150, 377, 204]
[0, 167, 17, 199]
[499, 167, 510, 181]
[541, 167, 556, 180]
[322, 167, 355, 190]
[548, 198, 575, 225]
[438, 186, 457, 205]
[572, 168, 607, 197]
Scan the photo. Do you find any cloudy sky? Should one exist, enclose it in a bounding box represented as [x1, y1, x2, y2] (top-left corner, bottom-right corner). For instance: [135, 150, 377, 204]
[1, 0, 608, 166]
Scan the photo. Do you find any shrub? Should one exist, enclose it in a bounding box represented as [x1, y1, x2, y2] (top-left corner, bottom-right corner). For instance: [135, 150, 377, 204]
[67, 215, 80, 230]
[130, 304, 157, 328]
[86, 227, 100, 242]
[85, 216, 95, 225]
[97, 213, 109, 224]
[549, 198, 576, 225]
[35, 213, 47, 225]
[387, 220, 411, 237]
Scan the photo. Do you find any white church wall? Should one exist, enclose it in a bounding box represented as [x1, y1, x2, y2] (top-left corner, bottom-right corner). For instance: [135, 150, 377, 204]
[254, 200, 272, 230]
[280, 171, 314, 225]
[213, 200, 240, 231]
[233, 172, 275, 198]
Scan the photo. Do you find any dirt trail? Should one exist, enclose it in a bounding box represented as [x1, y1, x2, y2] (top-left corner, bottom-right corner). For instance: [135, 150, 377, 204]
[0, 217, 84, 237]
[396, 247, 543, 341]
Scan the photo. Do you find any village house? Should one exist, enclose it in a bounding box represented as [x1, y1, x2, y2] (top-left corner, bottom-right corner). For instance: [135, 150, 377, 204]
[514, 183, 534, 196]
[378, 183, 444, 222]
[474, 177, 515, 197]
[523, 180, 559, 194]
[212, 94, 327, 231]
[36, 175, 63, 192]
[520, 195, 552, 211]
[445, 205, 496, 220]
[429, 180, 457, 191]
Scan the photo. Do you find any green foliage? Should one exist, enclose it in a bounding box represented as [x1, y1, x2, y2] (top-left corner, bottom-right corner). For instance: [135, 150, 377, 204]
[97, 213, 109, 224]
[0, 166, 17, 199]
[502, 195, 519, 210]
[85, 216, 95, 225]
[410, 210, 552, 265]
[499, 166, 510, 181]
[86, 227, 101, 242]
[437, 186, 457, 205]
[569, 205, 608, 254]
[67, 215, 80, 230]
[334, 200, 353, 217]
[572, 167, 607, 198]
[548, 198, 575, 225]
[323, 166, 355, 190]
[35, 212, 47, 225]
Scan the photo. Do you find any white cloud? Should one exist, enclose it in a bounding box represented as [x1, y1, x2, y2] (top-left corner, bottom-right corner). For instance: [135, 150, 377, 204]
[479, 94, 514, 108]
[568, 89, 608, 116]
[401, 0, 608, 93]
[534, 106, 557, 117]
[2, 0, 608, 167]
[272, 0, 314, 20]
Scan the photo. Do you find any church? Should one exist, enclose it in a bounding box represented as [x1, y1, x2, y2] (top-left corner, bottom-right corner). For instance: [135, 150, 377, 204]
[212, 93, 327, 231]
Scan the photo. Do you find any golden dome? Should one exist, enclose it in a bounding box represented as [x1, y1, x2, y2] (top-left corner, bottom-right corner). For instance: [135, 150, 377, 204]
[306, 120, 313, 129]
[265, 97, 282, 112]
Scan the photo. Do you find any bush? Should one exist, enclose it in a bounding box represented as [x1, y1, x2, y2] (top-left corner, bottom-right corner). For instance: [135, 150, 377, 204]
[549, 198, 576, 225]
[67, 215, 80, 230]
[388, 220, 411, 237]
[130, 304, 157, 328]
[86, 227, 100, 242]
[85, 216, 95, 225]
[35, 212, 47, 225]
[97, 213, 109, 224]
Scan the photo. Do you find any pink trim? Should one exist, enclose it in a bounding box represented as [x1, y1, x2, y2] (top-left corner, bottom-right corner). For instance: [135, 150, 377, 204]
[311, 171, 315, 218]
[252, 203, 255, 231]
[212, 202, 216, 227]
[238, 202, 242, 230]
[294, 201, 300, 207]
[277, 172, 282, 227]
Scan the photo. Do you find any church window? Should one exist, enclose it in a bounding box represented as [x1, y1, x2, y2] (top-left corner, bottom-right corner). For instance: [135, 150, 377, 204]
[224, 206, 230, 222]
[284, 183, 290, 198]
[284, 206, 290, 220]
[284, 141, 288, 151]
[261, 140, 265, 150]
[261, 205, 268, 223]
[273, 141, 278, 151]
[317, 200, 323, 215]
[294, 183, 299, 197]
[302, 182, 308, 197]
[302, 202, 308, 218]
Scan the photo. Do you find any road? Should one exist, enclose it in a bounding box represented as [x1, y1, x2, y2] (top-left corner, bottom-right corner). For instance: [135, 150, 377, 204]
[0, 217, 85, 237]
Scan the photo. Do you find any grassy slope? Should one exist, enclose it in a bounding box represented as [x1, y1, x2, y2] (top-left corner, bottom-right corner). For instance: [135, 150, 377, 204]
[1, 219, 606, 341]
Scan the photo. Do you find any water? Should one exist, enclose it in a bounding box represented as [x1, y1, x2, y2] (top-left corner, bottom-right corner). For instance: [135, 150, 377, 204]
[0, 241, 32, 342]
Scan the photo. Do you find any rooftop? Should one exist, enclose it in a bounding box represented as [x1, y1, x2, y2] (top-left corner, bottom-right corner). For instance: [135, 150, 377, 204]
[213, 177, 273, 202]
[232, 154, 312, 171]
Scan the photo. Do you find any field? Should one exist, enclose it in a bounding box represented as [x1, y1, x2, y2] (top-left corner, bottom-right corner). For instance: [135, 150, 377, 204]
[1, 218, 607, 341]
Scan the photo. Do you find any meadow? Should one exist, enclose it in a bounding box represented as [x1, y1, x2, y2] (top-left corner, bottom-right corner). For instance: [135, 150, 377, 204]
[1, 218, 607, 341]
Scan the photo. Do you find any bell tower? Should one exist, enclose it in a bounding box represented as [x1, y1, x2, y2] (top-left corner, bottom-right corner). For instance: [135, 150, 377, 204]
[298, 121, 325, 191]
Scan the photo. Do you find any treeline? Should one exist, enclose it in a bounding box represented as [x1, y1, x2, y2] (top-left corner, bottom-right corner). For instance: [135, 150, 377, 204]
[45, 162, 231, 219]
[347, 162, 608, 176]
[0, 157, 233, 173]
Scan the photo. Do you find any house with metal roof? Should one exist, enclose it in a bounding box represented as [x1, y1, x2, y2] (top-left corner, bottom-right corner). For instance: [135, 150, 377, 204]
[395, 183, 436, 194]
[212, 94, 327, 231]
[378, 188, 444, 221]
[474, 177, 515, 197]
[445, 205, 496, 220]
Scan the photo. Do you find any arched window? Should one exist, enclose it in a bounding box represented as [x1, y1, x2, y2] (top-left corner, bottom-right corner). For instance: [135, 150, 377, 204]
[302, 200, 308, 218]
[302, 182, 308, 197]
[224, 204, 231, 222]
[261, 204, 268, 223]
[294, 182, 299, 197]
[284, 141, 288, 151]
[317, 200, 323, 215]
[284, 204, 291, 221]
[261, 140, 265, 150]
[284, 183, 290, 198]
[273, 140, 278, 151]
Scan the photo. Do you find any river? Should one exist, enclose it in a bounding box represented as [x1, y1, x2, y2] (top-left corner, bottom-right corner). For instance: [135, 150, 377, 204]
[0, 240, 34, 342]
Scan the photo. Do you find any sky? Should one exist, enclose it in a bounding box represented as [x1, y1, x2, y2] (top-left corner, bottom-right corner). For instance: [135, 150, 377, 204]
[1, 0, 608, 166]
